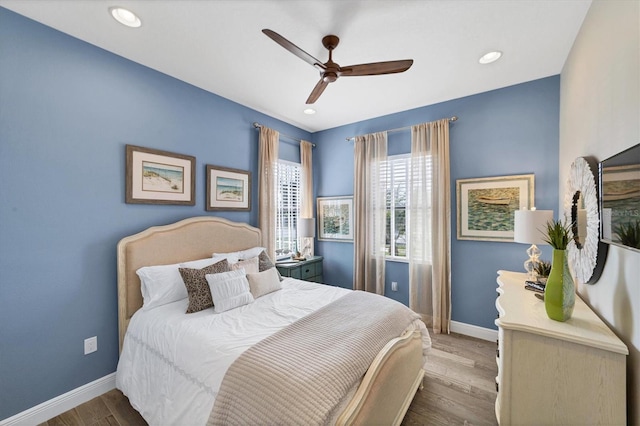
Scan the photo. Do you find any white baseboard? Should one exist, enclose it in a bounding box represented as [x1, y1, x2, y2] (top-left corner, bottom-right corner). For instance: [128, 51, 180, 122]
[0, 373, 116, 426]
[450, 320, 498, 342]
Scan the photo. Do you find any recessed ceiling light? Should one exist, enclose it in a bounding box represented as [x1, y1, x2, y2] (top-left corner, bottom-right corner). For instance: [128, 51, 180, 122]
[109, 7, 141, 28]
[479, 50, 502, 65]
[303, 108, 316, 115]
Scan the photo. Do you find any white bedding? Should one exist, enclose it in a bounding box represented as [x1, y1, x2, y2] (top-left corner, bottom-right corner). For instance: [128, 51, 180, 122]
[116, 278, 350, 426]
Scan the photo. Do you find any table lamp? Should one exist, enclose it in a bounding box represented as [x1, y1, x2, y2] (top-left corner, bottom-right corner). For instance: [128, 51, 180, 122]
[297, 218, 315, 259]
[513, 208, 553, 281]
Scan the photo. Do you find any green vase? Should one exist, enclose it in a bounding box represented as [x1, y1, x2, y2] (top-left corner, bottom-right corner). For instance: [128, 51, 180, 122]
[544, 249, 575, 321]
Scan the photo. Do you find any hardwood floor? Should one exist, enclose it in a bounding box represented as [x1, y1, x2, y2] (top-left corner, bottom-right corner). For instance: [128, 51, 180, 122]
[38, 388, 146, 426]
[402, 332, 498, 426]
[41, 332, 497, 426]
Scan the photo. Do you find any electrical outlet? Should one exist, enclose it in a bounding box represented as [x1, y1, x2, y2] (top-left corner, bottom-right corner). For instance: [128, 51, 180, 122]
[84, 336, 97, 355]
[391, 281, 398, 291]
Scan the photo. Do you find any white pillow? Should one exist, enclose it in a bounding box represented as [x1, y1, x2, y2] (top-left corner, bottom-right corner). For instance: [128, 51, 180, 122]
[183, 255, 226, 269]
[213, 246, 266, 264]
[230, 256, 260, 274]
[206, 268, 255, 313]
[246, 267, 282, 299]
[137, 257, 221, 310]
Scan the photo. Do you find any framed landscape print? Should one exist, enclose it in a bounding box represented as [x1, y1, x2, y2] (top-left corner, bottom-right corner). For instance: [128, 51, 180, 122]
[317, 196, 354, 242]
[456, 174, 534, 242]
[206, 165, 251, 211]
[125, 145, 195, 205]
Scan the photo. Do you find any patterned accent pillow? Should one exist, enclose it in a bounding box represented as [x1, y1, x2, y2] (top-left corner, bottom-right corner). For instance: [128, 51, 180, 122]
[258, 251, 283, 281]
[179, 259, 230, 313]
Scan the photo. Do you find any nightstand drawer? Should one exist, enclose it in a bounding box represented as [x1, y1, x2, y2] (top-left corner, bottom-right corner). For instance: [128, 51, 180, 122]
[275, 256, 324, 283]
[300, 264, 316, 280]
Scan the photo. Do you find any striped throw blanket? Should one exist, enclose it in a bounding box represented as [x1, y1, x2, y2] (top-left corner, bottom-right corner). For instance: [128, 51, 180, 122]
[208, 291, 423, 426]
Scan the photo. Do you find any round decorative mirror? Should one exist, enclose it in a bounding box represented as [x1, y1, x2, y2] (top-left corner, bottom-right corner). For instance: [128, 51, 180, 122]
[564, 157, 608, 284]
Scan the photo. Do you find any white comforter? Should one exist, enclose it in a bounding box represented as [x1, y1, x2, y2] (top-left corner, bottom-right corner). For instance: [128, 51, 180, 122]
[116, 278, 350, 426]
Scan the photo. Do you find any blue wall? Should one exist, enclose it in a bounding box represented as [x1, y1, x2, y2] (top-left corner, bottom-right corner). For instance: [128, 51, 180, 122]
[314, 76, 560, 329]
[0, 5, 560, 420]
[0, 8, 311, 419]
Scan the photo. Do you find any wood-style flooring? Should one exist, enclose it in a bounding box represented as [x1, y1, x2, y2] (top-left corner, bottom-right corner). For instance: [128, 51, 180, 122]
[402, 332, 498, 425]
[40, 332, 498, 426]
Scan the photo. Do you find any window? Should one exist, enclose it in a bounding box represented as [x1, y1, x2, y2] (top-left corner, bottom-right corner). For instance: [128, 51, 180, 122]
[275, 160, 301, 258]
[381, 155, 409, 259]
[380, 154, 432, 260]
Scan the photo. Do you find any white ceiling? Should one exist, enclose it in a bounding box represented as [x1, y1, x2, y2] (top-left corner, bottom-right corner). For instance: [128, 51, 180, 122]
[0, 0, 591, 133]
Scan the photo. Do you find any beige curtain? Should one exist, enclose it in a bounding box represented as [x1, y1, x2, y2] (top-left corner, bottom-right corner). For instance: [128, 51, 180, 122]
[409, 119, 451, 334]
[353, 132, 387, 294]
[258, 126, 279, 260]
[300, 140, 314, 256]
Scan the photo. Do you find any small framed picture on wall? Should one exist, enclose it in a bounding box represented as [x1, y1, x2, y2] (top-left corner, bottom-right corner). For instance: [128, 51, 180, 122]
[206, 165, 251, 211]
[125, 145, 196, 205]
[317, 196, 354, 242]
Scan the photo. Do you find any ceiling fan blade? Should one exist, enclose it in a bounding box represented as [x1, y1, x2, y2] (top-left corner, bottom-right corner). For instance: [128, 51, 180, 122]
[306, 79, 330, 104]
[340, 59, 413, 77]
[262, 29, 326, 71]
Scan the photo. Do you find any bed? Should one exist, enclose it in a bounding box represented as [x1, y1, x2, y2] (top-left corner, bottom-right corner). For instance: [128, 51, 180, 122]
[116, 216, 429, 425]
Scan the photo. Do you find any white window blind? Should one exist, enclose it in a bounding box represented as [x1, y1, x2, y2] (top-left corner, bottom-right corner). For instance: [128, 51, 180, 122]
[381, 155, 408, 259]
[275, 160, 301, 258]
[380, 154, 432, 260]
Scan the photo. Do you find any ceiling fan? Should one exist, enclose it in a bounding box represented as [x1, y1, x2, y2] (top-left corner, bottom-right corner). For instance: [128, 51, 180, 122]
[262, 29, 414, 104]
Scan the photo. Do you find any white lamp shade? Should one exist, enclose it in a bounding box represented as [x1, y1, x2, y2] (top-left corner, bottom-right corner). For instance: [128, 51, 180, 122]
[298, 218, 315, 238]
[513, 209, 553, 245]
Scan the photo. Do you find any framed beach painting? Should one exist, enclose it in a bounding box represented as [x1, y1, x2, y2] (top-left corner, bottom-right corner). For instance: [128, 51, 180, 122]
[317, 196, 354, 242]
[457, 174, 534, 242]
[125, 145, 195, 205]
[206, 165, 251, 211]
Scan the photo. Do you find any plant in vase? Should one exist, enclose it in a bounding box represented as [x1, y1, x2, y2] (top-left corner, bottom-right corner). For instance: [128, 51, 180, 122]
[534, 260, 551, 284]
[542, 220, 575, 322]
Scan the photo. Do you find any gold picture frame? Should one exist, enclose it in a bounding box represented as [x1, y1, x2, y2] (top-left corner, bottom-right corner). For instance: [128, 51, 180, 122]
[456, 174, 534, 242]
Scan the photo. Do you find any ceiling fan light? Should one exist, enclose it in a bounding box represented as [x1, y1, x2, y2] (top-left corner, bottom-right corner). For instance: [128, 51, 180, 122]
[479, 50, 502, 64]
[303, 108, 316, 115]
[109, 7, 141, 28]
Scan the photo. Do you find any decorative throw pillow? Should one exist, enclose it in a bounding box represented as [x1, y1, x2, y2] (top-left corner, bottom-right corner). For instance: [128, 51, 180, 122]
[137, 257, 221, 310]
[231, 256, 260, 274]
[179, 259, 230, 313]
[246, 267, 282, 299]
[206, 269, 255, 313]
[258, 250, 283, 281]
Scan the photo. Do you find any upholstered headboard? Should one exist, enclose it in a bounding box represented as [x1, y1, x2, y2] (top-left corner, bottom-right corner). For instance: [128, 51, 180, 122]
[116, 216, 262, 351]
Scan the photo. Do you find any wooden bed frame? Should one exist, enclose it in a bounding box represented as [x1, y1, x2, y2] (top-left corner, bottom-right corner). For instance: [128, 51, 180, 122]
[117, 216, 424, 425]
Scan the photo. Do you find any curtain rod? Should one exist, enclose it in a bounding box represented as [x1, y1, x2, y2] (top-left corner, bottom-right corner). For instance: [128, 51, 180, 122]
[252, 122, 316, 147]
[345, 116, 458, 142]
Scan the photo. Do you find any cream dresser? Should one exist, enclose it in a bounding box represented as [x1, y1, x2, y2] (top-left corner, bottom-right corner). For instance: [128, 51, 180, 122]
[495, 270, 628, 425]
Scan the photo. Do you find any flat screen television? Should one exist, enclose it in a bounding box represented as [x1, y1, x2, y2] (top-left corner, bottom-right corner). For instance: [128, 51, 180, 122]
[599, 143, 640, 252]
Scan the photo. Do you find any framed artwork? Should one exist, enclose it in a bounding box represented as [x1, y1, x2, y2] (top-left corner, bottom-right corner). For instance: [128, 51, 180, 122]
[206, 165, 251, 211]
[125, 145, 195, 205]
[457, 174, 534, 242]
[600, 161, 640, 252]
[317, 196, 354, 242]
